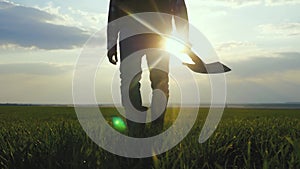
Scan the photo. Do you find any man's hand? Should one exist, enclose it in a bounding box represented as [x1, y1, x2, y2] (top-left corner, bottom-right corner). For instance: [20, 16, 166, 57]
[107, 45, 118, 65]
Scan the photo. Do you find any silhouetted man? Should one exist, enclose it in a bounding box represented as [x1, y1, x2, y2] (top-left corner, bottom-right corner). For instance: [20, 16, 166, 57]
[107, 0, 189, 137]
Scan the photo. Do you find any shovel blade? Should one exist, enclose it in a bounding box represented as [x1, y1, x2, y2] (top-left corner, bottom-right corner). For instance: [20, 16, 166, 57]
[184, 49, 231, 74]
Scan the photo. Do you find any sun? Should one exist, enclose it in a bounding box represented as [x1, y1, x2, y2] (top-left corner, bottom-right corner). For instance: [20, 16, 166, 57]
[164, 37, 187, 53]
[163, 37, 194, 64]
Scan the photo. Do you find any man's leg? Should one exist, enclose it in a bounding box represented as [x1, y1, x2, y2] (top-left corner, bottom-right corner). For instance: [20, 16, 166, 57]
[146, 50, 170, 132]
[120, 47, 147, 137]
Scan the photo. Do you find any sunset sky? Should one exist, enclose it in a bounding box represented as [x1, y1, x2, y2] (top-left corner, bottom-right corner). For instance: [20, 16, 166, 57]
[0, 0, 299, 104]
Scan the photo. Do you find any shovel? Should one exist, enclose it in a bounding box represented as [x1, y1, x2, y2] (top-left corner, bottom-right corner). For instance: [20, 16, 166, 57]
[183, 48, 231, 74]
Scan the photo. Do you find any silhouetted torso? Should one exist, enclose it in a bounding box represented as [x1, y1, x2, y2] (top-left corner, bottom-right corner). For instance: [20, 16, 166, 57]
[108, 0, 176, 57]
[112, 0, 173, 17]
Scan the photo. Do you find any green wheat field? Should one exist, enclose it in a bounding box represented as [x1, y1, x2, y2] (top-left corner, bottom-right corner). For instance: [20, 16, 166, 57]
[0, 106, 299, 169]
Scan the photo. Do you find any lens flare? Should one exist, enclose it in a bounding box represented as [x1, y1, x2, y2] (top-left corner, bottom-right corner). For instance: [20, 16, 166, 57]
[163, 37, 194, 64]
[164, 38, 186, 53]
[112, 117, 127, 132]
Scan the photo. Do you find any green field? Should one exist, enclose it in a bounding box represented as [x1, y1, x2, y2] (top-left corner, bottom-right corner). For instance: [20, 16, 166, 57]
[0, 106, 299, 169]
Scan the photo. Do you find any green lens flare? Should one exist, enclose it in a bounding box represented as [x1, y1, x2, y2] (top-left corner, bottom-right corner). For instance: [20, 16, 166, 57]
[112, 117, 127, 132]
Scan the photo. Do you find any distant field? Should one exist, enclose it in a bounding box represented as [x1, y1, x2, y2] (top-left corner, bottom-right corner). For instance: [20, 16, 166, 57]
[0, 106, 299, 169]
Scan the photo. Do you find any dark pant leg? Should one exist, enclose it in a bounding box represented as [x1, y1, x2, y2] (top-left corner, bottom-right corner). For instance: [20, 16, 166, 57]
[119, 41, 147, 137]
[146, 50, 170, 132]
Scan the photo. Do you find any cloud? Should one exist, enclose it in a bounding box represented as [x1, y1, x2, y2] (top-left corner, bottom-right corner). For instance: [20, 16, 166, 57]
[67, 7, 107, 31]
[197, 0, 300, 8]
[257, 22, 300, 37]
[0, 62, 73, 75]
[265, 0, 300, 6]
[0, 73, 74, 104]
[226, 51, 300, 103]
[215, 41, 267, 62]
[216, 41, 256, 51]
[228, 52, 300, 78]
[227, 69, 300, 103]
[0, 43, 38, 51]
[34, 2, 107, 32]
[214, 0, 261, 7]
[215, 0, 300, 6]
[0, 1, 90, 49]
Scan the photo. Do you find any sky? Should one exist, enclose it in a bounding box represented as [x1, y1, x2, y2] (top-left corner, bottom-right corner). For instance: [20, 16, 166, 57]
[0, 0, 299, 104]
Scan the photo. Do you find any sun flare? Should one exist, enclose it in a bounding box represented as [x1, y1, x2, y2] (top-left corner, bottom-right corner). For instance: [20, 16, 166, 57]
[164, 38, 187, 53]
[163, 38, 194, 64]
